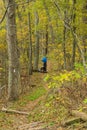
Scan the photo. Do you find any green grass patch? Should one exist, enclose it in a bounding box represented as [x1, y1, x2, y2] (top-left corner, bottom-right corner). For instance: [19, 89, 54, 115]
[10, 87, 46, 108]
[24, 87, 46, 101]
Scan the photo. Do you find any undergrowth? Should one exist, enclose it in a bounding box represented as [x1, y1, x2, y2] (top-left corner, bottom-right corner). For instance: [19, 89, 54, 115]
[1, 63, 87, 129]
[9, 86, 46, 108]
[27, 63, 87, 123]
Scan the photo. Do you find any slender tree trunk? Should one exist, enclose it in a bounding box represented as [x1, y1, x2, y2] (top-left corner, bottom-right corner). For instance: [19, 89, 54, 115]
[41, 32, 45, 56]
[45, 25, 48, 56]
[62, 0, 69, 69]
[63, 23, 66, 69]
[82, 0, 87, 63]
[34, 11, 39, 71]
[27, 0, 32, 75]
[28, 12, 32, 75]
[43, 0, 54, 44]
[42, 25, 48, 56]
[72, 0, 77, 69]
[5, 0, 20, 100]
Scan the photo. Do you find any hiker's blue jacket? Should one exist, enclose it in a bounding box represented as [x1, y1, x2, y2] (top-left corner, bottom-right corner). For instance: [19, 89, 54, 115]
[42, 57, 47, 63]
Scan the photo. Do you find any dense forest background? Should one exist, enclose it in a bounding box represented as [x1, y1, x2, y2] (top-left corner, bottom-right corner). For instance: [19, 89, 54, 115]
[0, 0, 87, 98]
[0, 0, 87, 129]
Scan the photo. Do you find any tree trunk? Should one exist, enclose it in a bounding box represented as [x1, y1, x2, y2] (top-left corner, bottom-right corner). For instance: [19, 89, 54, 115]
[5, 0, 20, 100]
[28, 12, 32, 75]
[43, 0, 54, 44]
[82, 0, 87, 63]
[27, 1, 32, 75]
[34, 11, 39, 71]
[72, 0, 77, 69]
[45, 25, 48, 56]
[62, 0, 69, 69]
[63, 22, 66, 69]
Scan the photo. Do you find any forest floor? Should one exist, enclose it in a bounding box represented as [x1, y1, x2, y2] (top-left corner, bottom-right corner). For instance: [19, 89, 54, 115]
[0, 61, 87, 130]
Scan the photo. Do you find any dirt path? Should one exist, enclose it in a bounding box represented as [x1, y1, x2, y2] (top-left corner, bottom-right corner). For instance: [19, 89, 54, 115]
[0, 67, 57, 130]
[0, 61, 78, 130]
[0, 61, 66, 130]
[0, 93, 60, 130]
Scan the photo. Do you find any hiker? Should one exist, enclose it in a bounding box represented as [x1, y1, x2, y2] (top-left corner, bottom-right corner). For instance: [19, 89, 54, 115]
[41, 56, 47, 72]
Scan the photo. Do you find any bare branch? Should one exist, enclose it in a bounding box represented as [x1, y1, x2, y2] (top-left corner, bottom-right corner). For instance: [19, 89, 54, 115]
[1, 107, 30, 115]
[0, 1, 31, 25]
[0, 5, 8, 24]
[53, 0, 87, 70]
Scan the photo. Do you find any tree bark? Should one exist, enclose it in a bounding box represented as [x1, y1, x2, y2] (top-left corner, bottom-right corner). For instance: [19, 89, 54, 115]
[1, 107, 30, 115]
[71, 0, 77, 69]
[28, 12, 32, 75]
[62, 0, 69, 69]
[71, 110, 87, 121]
[43, 0, 54, 44]
[82, 0, 87, 63]
[27, 0, 32, 75]
[45, 25, 48, 56]
[63, 15, 66, 69]
[62, 117, 82, 126]
[5, 0, 20, 100]
[34, 11, 39, 71]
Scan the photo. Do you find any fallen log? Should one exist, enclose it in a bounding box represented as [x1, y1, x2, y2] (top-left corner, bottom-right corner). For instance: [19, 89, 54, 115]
[71, 110, 87, 121]
[0, 107, 30, 115]
[62, 117, 82, 126]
